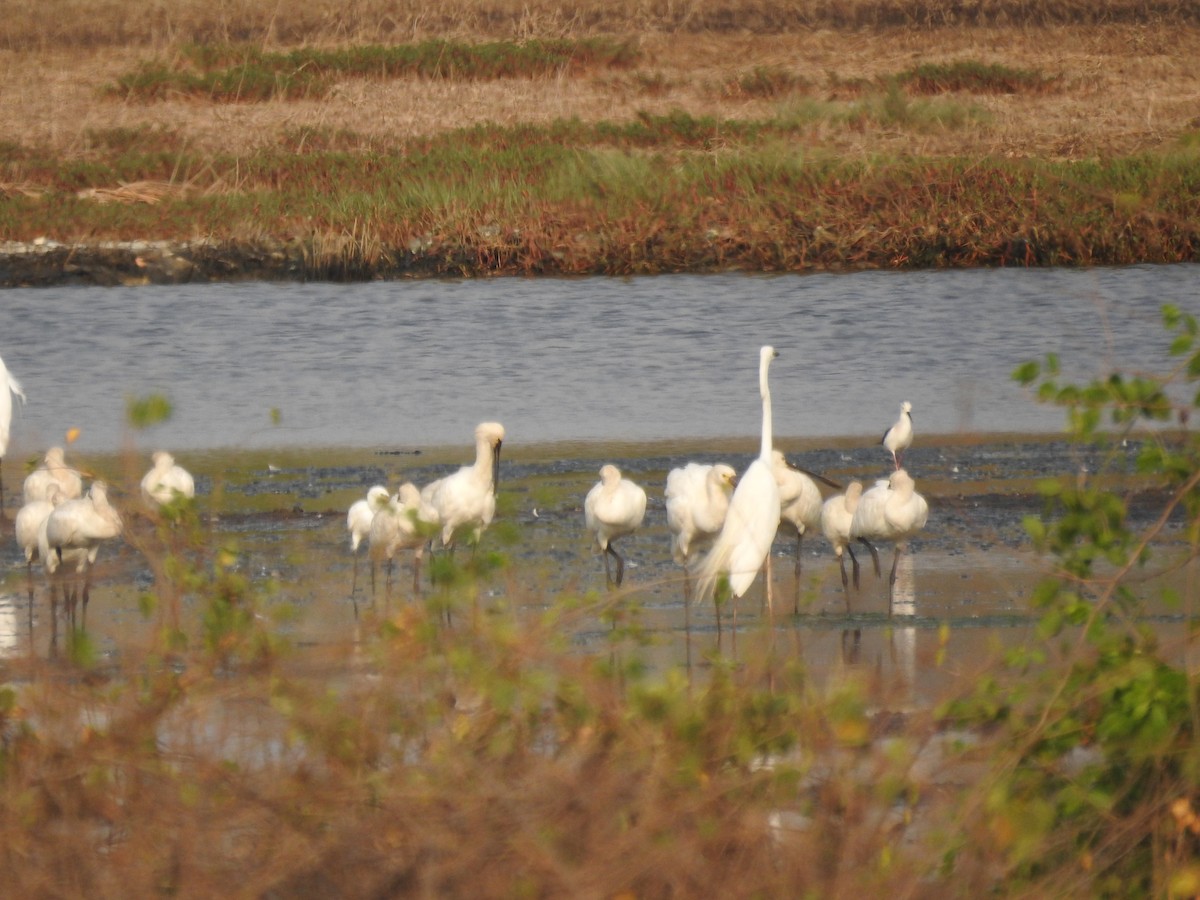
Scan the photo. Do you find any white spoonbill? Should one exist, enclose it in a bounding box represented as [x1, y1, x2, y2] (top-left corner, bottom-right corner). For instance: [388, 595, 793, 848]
[421, 421, 505, 550]
[43, 480, 124, 626]
[140, 450, 196, 507]
[881, 401, 914, 470]
[347, 485, 390, 592]
[584, 464, 648, 588]
[23, 446, 83, 505]
[665, 462, 737, 600]
[695, 346, 782, 634]
[0, 352, 26, 517]
[819, 480, 870, 612]
[368, 483, 426, 598]
[15, 484, 63, 573]
[849, 468, 928, 614]
[772, 450, 826, 613]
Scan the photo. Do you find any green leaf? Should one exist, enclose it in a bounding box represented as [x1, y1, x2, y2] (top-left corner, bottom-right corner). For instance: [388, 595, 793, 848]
[127, 393, 174, 428]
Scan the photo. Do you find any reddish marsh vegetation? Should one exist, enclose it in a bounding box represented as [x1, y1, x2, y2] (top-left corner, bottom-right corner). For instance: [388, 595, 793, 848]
[0, 0, 1198, 281]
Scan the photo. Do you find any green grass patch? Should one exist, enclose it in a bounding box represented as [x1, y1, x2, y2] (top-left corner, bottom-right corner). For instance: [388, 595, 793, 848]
[727, 65, 812, 98]
[897, 59, 1059, 94]
[111, 37, 641, 102]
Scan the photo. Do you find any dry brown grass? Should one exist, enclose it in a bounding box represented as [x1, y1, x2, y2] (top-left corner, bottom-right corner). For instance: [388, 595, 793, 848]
[0, 2, 1198, 162]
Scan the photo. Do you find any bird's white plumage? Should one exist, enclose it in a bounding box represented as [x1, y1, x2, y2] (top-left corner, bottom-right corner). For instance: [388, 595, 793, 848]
[0, 352, 25, 457]
[665, 462, 737, 565]
[43, 480, 123, 575]
[15, 484, 62, 566]
[347, 485, 390, 554]
[821, 480, 865, 560]
[695, 346, 781, 604]
[772, 450, 823, 538]
[849, 468, 928, 613]
[585, 464, 647, 552]
[23, 446, 83, 505]
[584, 463, 647, 586]
[140, 450, 196, 507]
[369, 482, 424, 565]
[882, 401, 914, 470]
[850, 468, 928, 544]
[422, 421, 505, 547]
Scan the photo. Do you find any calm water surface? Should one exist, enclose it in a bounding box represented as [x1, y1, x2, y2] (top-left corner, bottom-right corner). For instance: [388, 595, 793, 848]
[1, 265, 1194, 453]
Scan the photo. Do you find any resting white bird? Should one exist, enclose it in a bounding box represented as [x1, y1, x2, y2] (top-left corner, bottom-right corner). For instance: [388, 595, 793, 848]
[849, 468, 929, 614]
[695, 346, 782, 635]
[23, 446, 83, 505]
[772, 450, 825, 613]
[0, 352, 26, 516]
[43, 480, 124, 625]
[584, 464, 648, 588]
[820, 480, 869, 612]
[368, 482, 425, 598]
[347, 485, 390, 592]
[882, 401, 914, 470]
[421, 421, 505, 549]
[665, 462, 737, 600]
[140, 450, 196, 507]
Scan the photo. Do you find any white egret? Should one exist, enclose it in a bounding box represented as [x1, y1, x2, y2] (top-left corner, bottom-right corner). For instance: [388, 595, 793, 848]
[772, 449, 825, 613]
[584, 464, 648, 588]
[882, 400, 914, 470]
[421, 421, 505, 550]
[368, 483, 425, 598]
[43, 480, 124, 626]
[665, 462, 737, 600]
[140, 450, 196, 507]
[0, 352, 26, 517]
[695, 346, 782, 635]
[849, 468, 929, 614]
[347, 485, 390, 592]
[23, 446, 83, 505]
[819, 480, 869, 611]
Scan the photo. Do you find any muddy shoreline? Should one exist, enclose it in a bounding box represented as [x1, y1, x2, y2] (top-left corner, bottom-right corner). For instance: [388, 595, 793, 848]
[2, 236, 1192, 289]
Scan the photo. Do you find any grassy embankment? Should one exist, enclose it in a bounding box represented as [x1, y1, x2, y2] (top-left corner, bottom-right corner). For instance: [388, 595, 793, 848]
[1, 0, 1198, 281]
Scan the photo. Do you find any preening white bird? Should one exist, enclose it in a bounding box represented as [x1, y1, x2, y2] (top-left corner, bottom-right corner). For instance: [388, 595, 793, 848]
[772, 450, 825, 613]
[695, 346, 782, 632]
[665, 462, 737, 599]
[347, 485, 390, 592]
[584, 464, 648, 588]
[15, 484, 63, 572]
[42, 480, 124, 624]
[368, 482, 426, 597]
[23, 446, 83, 505]
[0, 352, 26, 516]
[882, 401, 914, 470]
[820, 480, 869, 611]
[421, 421, 505, 549]
[140, 450, 195, 507]
[849, 468, 929, 614]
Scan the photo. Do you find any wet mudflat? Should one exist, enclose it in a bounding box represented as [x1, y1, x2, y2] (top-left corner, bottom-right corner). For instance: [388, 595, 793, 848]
[1, 433, 1189, 708]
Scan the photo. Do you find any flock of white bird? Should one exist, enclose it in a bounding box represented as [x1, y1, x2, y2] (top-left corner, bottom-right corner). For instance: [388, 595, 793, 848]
[347, 421, 506, 598]
[1, 351, 197, 623]
[4, 340, 927, 633]
[573, 346, 929, 628]
[346, 345, 929, 626]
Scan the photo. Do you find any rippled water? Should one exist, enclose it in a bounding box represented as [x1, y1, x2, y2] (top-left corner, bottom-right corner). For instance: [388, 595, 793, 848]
[2, 265, 1194, 453]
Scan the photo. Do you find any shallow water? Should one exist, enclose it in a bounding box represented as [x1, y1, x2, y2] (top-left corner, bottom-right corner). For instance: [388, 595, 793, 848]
[1, 265, 1194, 454]
[1, 434, 1192, 712]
